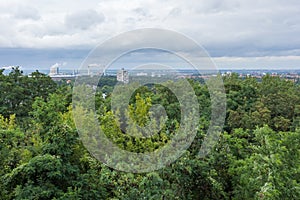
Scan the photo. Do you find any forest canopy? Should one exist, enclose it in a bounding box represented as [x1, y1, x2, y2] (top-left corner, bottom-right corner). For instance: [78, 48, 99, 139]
[0, 67, 299, 199]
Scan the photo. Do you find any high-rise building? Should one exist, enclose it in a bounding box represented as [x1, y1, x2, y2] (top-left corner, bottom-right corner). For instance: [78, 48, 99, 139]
[117, 68, 129, 83]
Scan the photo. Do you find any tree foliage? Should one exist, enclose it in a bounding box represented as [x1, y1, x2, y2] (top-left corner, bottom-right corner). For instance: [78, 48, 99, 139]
[0, 70, 299, 199]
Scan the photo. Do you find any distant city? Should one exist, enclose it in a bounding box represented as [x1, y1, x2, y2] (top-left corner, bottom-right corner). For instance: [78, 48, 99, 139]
[48, 65, 300, 83]
[2, 65, 300, 83]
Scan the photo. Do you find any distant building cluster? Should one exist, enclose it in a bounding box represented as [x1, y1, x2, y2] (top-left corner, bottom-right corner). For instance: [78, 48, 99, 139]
[46, 64, 300, 85]
[48, 66, 77, 81]
[117, 68, 129, 83]
[220, 70, 300, 82]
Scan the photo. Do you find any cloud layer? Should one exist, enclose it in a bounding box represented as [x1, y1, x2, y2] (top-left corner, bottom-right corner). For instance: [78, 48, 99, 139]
[0, 0, 299, 54]
[0, 0, 300, 69]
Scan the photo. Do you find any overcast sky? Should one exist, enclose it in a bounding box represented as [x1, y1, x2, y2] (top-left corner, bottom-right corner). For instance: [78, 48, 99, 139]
[1, 0, 300, 70]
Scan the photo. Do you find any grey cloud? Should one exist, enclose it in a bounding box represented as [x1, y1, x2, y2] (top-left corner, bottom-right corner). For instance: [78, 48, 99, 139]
[133, 8, 149, 17]
[19, 22, 67, 38]
[180, 0, 300, 57]
[14, 6, 41, 20]
[0, 48, 88, 70]
[132, 7, 155, 22]
[65, 9, 105, 30]
[168, 7, 182, 17]
[0, 0, 299, 58]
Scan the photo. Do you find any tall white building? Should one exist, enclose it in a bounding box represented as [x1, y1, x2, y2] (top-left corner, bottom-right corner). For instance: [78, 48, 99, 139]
[117, 68, 129, 83]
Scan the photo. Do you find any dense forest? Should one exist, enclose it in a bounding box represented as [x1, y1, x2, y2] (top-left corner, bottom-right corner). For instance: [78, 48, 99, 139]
[0, 67, 299, 199]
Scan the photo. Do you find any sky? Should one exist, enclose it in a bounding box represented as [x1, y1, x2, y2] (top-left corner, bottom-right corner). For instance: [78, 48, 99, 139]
[1, 0, 300, 71]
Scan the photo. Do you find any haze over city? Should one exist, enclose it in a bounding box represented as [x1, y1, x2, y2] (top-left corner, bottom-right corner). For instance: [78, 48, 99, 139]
[1, 0, 300, 70]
